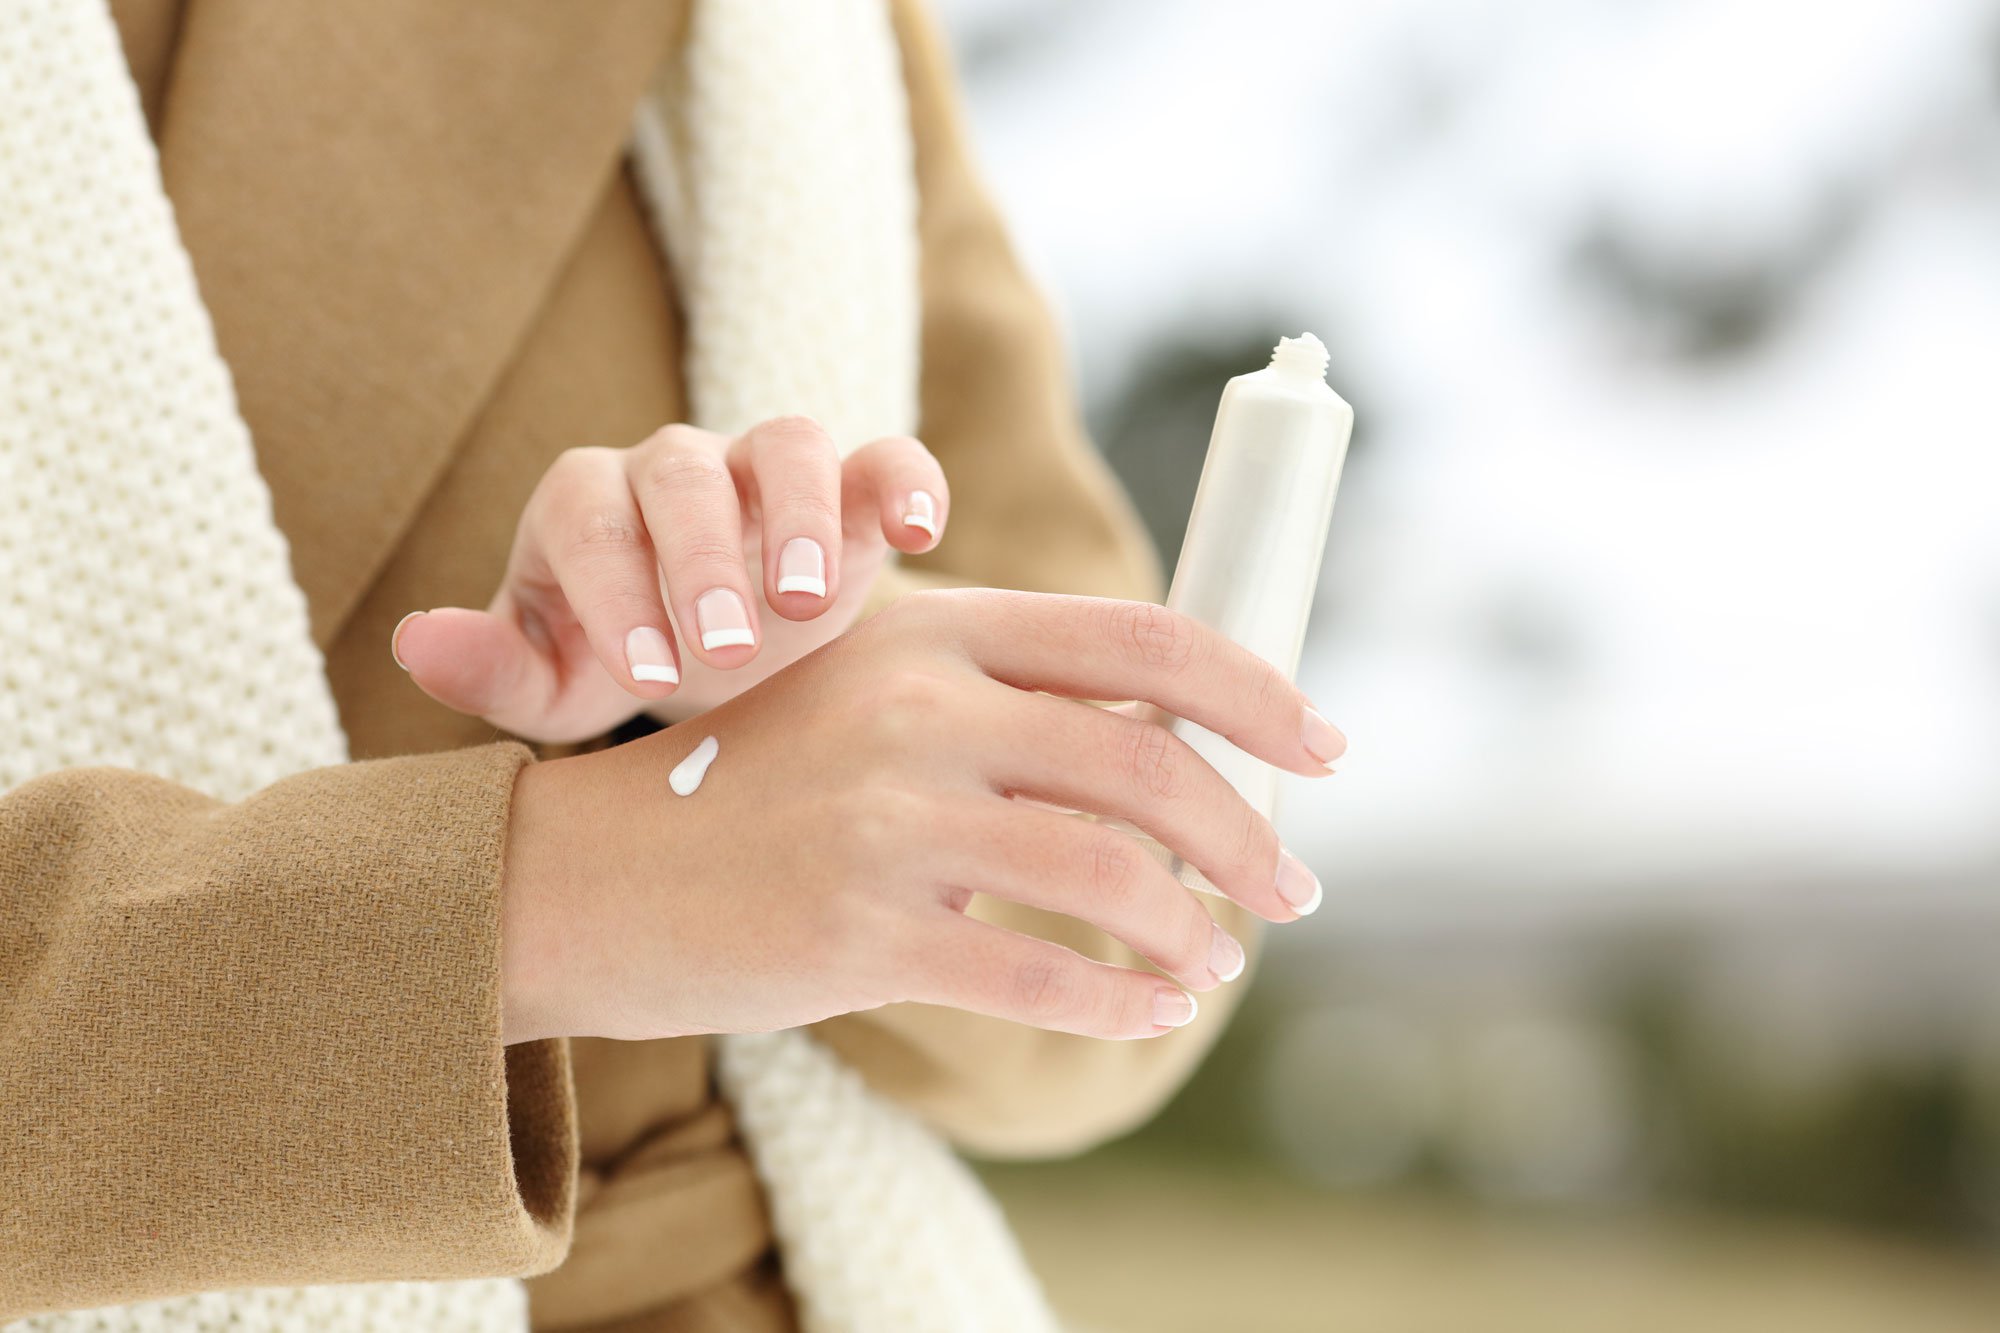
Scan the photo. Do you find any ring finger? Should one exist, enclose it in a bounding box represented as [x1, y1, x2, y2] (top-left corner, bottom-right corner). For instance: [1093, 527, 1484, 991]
[935, 796, 1245, 990]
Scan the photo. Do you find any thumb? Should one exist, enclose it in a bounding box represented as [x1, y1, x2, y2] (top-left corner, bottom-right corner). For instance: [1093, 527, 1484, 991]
[392, 606, 557, 734]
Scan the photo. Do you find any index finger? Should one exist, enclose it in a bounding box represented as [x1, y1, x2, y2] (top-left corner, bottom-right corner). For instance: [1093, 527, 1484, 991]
[903, 590, 1345, 777]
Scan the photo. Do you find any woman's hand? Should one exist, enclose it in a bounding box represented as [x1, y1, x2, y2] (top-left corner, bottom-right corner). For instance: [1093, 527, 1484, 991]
[497, 590, 1349, 1045]
[393, 417, 948, 742]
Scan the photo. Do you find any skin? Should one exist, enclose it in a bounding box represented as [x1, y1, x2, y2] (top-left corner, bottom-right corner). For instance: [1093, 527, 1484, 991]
[394, 418, 1346, 1045]
[395, 415, 948, 740]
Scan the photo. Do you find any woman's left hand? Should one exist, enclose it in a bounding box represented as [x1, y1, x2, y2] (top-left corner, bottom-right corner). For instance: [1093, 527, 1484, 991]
[392, 416, 948, 742]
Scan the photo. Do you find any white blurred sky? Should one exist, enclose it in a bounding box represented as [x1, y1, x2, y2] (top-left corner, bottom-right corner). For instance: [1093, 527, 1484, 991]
[937, 0, 2000, 919]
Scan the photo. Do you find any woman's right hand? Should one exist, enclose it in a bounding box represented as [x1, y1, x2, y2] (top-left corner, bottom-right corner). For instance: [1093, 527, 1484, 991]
[497, 589, 1348, 1045]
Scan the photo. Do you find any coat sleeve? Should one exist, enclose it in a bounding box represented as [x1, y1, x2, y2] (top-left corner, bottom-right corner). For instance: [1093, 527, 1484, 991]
[816, 0, 1265, 1159]
[0, 743, 577, 1320]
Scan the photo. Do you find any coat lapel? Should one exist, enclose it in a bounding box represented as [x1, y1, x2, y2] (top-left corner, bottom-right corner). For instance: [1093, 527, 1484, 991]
[154, 0, 683, 644]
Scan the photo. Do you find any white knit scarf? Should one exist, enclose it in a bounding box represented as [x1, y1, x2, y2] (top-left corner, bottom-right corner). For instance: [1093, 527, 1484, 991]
[0, 1, 1055, 1329]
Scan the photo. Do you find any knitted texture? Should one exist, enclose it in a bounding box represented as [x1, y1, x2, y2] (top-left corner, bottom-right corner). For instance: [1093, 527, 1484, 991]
[0, 0, 522, 1328]
[0, 0, 346, 801]
[4, 0, 1055, 1329]
[717, 1033, 1061, 1333]
[631, 0, 920, 451]
[9, 1284, 527, 1333]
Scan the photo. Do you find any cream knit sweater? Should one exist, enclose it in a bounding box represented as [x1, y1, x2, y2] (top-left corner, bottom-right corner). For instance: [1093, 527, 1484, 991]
[0, 1, 1056, 1329]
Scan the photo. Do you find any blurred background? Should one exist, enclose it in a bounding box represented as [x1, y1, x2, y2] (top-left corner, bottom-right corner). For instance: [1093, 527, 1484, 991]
[932, 0, 2000, 1328]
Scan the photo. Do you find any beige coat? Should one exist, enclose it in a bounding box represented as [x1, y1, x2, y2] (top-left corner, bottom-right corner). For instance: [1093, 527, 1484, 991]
[0, 3, 1261, 1327]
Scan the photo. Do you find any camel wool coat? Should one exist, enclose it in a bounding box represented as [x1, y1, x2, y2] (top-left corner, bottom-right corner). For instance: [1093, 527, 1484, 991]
[0, 2, 1263, 1328]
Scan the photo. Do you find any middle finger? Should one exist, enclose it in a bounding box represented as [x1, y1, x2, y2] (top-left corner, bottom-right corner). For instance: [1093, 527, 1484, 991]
[627, 424, 761, 667]
[728, 416, 843, 617]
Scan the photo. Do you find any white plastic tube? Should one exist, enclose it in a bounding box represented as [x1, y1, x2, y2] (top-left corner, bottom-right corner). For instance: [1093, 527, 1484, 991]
[1133, 332, 1354, 891]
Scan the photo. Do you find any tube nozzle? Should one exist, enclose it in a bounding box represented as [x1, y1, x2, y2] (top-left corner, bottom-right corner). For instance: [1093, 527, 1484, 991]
[1268, 332, 1330, 383]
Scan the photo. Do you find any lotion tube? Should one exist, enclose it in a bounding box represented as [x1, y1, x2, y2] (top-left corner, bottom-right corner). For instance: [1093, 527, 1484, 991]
[1135, 333, 1354, 891]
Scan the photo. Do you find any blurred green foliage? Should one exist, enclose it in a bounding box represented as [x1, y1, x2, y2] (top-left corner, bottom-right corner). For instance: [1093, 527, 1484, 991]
[1091, 935, 2000, 1245]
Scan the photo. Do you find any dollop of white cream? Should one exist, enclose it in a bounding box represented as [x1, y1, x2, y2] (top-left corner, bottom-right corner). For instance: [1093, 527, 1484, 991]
[668, 735, 720, 796]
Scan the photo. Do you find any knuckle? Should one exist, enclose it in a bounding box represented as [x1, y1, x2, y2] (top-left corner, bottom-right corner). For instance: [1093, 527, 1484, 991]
[837, 800, 901, 876]
[800, 870, 863, 952]
[843, 783, 925, 847]
[1174, 905, 1215, 977]
[642, 422, 708, 455]
[845, 802, 895, 853]
[870, 668, 950, 744]
[897, 586, 956, 621]
[875, 588, 960, 644]
[1120, 721, 1186, 801]
[1234, 809, 1279, 883]
[854, 593, 917, 641]
[807, 885, 900, 993]
[871, 433, 931, 464]
[665, 534, 743, 570]
[1109, 601, 1196, 673]
[867, 912, 935, 1007]
[759, 414, 831, 447]
[1244, 660, 1287, 723]
[1083, 832, 1145, 908]
[1012, 954, 1081, 1024]
[767, 483, 841, 528]
[548, 445, 602, 480]
[563, 508, 643, 559]
[638, 448, 730, 499]
[536, 448, 615, 515]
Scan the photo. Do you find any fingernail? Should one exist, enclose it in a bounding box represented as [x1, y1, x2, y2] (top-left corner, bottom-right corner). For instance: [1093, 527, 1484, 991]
[1209, 921, 1246, 983]
[1302, 706, 1346, 769]
[695, 588, 755, 651]
[1153, 987, 1198, 1029]
[1276, 848, 1322, 916]
[775, 537, 827, 598]
[624, 626, 679, 684]
[390, 610, 424, 671]
[902, 490, 938, 538]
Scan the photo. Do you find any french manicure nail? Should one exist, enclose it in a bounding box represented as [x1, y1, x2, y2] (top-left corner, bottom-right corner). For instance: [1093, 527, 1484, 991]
[775, 537, 828, 598]
[1209, 921, 1246, 983]
[1301, 706, 1346, 770]
[390, 610, 424, 671]
[1153, 987, 1199, 1029]
[625, 626, 679, 684]
[695, 588, 755, 651]
[1153, 987, 1198, 1029]
[902, 490, 937, 538]
[1275, 848, 1323, 916]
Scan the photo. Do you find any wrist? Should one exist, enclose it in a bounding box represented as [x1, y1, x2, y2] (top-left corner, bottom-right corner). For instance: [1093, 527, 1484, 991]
[498, 757, 574, 1044]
